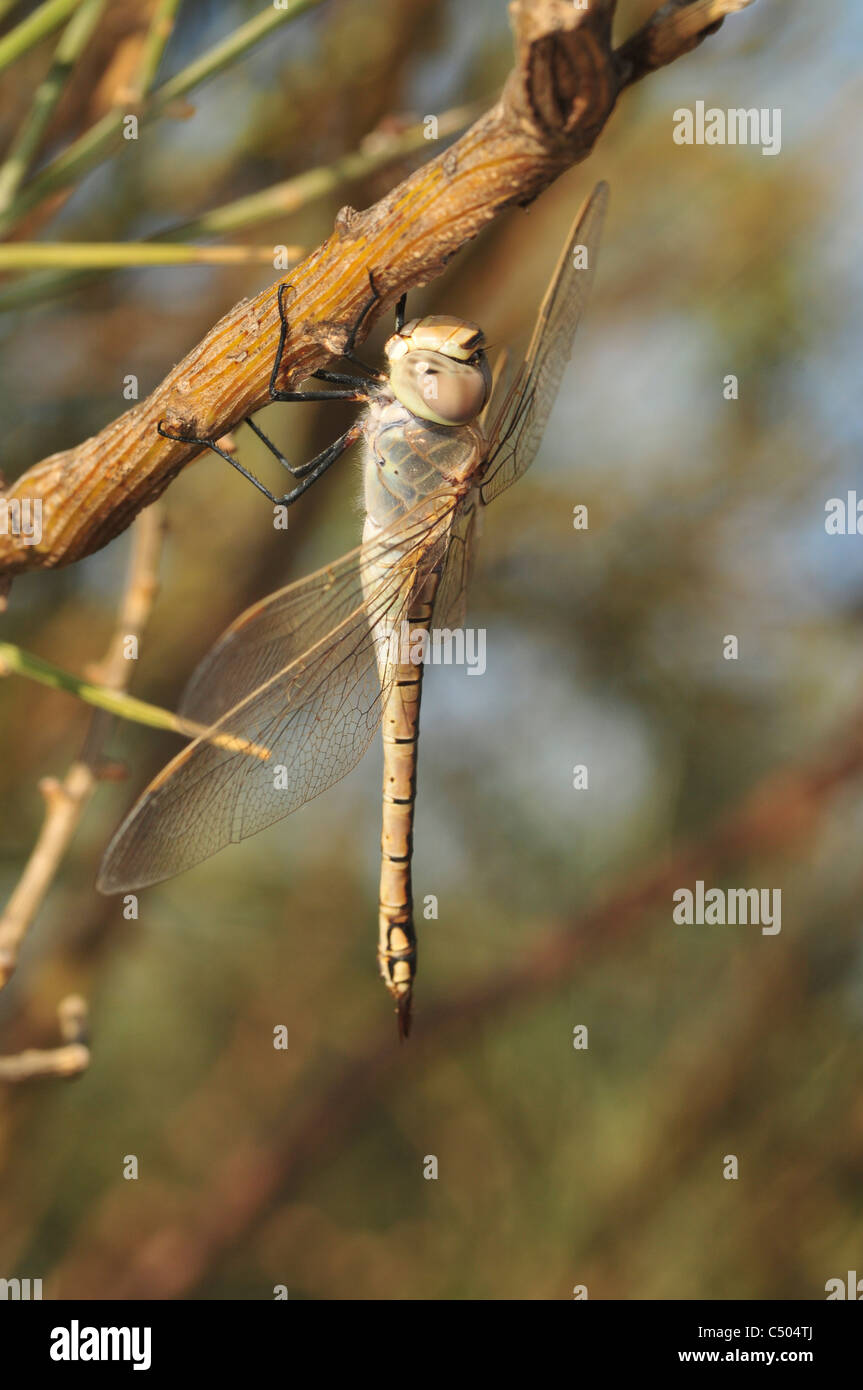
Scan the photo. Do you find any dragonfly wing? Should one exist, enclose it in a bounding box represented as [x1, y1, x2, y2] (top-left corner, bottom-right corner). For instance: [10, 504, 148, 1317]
[181, 544, 382, 728]
[98, 493, 461, 892]
[479, 346, 511, 433]
[432, 491, 480, 632]
[479, 182, 608, 506]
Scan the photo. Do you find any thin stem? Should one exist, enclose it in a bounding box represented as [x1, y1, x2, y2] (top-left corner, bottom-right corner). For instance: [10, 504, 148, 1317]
[132, 0, 182, 103]
[0, 640, 269, 757]
[0, 505, 164, 993]
[0, 0, 106, 214]
[0, 995, 89, 1080]
[0, 1040, 90, 1080]
[151, 0, 320, 112]
[0, 241, 301, 268]
[0, 0, 82, 75]
[0, 101, 481, 311]
[0, 0, 324, 236]
[166, 102, 483, 243]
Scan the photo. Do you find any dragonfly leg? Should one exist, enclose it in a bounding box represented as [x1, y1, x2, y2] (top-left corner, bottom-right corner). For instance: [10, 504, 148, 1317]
[311, 368, 376, 390]
[330, 276, 408, 377]
[270, 420, 364, 506]
[157, 419, 361, 506]
[343, 271, 379, 350]
[157, 421, 284, 503]
[157, 421, 241, 468]
[269, 281, 297, 399]
[270, 278, 386, 398]
[269, 385, 367, 404]
[336, 352, 385, 380]
[243, 415, 346, 479]
[270, 283, 363, 400]
[336, 270, 387, 379]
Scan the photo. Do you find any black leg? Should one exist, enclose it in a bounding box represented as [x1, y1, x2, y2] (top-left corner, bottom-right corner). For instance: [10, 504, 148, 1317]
[244, 416, 333, 479]
[270, 275, 387, 399]
[269, 282, 295, 400]
[268, 422, 363, 506]
[338, 284, 408, 373]
[157, 270, 395, 509]
[270, 386, 367, 403]
[157, 419, 362, 507]
[343, 271, 381, 355]
[158, 421, 258, 489]
[338, 273, 387, 379]
[311, 369, 376, 390]
[339, 348, 386, 380]
[269, 281, 369, 401]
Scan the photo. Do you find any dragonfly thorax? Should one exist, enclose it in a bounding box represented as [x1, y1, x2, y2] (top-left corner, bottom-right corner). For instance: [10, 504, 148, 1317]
[384, 315, 492, 428]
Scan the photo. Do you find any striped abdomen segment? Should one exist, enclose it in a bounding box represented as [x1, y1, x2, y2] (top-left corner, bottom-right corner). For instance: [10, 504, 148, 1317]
[377, 570, 440, 1039]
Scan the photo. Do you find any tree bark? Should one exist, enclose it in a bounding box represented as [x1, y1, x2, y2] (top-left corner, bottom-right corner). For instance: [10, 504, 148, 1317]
[0, 0, 753, 586]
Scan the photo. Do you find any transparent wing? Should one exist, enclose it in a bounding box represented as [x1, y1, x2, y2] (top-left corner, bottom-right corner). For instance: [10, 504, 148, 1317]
[432, 491, 480, 632]
[479, 182, 608, 506]
[479, 346, 511, 433]
[98, 491, 463, 893]
[180, 547, 382, 729]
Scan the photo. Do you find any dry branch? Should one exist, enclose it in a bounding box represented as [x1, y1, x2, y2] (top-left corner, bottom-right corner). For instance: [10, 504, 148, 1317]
[0, 0, 753, 585]
[0, 503, 162, 1078]
[0, 504, 162, 1018]
[0, 994, 89, 1081]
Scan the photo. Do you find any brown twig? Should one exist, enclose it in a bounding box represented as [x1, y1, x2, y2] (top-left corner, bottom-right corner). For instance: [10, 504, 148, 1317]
[0, 0, 754, 585]
[0, 504, 163, 1079]
[0, 994, 89, 1081]
[0, 762, 98, 988]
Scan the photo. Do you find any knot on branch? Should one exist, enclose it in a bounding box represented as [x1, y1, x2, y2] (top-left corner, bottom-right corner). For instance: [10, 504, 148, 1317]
[504, 0, 616, 156]
[0, 0, 754, 584]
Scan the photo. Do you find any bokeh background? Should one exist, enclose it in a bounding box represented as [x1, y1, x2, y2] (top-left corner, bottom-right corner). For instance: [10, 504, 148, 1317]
[1, 0, 862, 1300]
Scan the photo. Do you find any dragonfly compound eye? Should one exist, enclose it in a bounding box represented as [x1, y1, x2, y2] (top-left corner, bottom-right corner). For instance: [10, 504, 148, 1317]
[390, 348, 492, 426]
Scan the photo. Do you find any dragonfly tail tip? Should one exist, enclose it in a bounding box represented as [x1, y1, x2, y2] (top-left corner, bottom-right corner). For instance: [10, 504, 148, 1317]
[396, 994, 413, 1042]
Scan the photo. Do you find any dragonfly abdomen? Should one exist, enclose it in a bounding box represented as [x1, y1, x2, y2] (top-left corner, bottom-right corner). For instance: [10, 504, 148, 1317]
[376, 574, 439, 1039]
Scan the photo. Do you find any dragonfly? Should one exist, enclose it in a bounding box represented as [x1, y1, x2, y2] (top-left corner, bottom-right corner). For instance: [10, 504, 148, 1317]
[98, 182, 608, 1037]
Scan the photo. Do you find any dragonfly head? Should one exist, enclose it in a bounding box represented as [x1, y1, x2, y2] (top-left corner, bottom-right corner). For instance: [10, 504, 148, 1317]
[385, 315, 492, 427]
